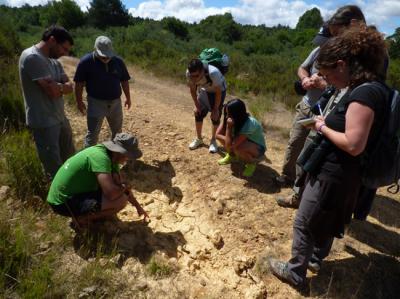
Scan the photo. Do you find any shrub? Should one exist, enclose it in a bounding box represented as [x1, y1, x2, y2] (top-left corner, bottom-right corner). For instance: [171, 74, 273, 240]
[0, 17, 24, 131]
[0, 130, 48, 200]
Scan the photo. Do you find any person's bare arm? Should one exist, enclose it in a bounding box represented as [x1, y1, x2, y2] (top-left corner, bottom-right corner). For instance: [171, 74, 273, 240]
[190, 84, 200, 108]
[314, 102, 374, 156]
[232, 134, 248, 151]
[297, 66, 314, 90]
[36, 78, 62, 99]
[216, 121, 226, 143]
[121, 81, 131, 109]
[224, 118, 234, 152]
[211, 86, 222, 122]
[96, 173, 126, 201]
[126, 190, 149, 220]
[108, 172, 149, 220]
[60, 73, 74, 94]
[74, 81, 86, 114]
[189, 83, 201, 116]
[310, 73, 328, 90]
[36, 76, 74, 99]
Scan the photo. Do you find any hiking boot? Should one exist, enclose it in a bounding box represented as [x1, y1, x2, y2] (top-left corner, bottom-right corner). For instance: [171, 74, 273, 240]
[308, 261, 321, 273]
[276, 193, 300, 209]
[243, 163, 256, 177]
[189, 138, 203, 150]
[209, 139, 218, 153]
[268, 258, 297, 286]
[274, 174, 294, 187]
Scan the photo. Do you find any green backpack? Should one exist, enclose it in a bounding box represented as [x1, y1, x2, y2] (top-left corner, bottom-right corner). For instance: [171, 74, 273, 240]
[199, 48, 229, 75]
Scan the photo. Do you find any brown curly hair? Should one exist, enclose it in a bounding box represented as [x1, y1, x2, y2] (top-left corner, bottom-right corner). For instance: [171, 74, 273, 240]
[316, 26, 387, 87]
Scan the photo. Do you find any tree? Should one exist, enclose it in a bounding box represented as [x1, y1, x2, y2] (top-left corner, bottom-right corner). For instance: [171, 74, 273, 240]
[40, 0, 86, 29]
[88, 0, 130, 29]
[197, 13, 242, 44]
[161, 17, 189, 40]
[388, 27, 400, 59]
[296, 8, 323, 30]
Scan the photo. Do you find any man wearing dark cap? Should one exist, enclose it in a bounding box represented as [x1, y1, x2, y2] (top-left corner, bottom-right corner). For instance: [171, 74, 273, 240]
[18, 25, 76, 179]
[47, 133, 148, 227]
[74, 36, 132, 147]
[275, 24, 330, 189]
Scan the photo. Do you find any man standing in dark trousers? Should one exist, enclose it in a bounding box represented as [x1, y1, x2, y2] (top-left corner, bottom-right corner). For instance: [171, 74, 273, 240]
[275, 25, 330, 188]
[18, 25, 75, 179]
[74, 36, 131, 147]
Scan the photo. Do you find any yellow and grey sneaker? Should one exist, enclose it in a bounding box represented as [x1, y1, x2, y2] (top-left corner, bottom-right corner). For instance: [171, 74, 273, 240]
[218, 153, 233, 165]
[243, 163, 256, 177]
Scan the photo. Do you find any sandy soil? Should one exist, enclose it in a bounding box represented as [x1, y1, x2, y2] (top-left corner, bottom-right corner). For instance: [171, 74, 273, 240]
[59, 57, 400, 299]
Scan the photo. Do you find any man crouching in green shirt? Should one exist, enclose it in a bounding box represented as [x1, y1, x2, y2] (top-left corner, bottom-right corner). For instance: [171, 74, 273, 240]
[47, 133, 148, 227]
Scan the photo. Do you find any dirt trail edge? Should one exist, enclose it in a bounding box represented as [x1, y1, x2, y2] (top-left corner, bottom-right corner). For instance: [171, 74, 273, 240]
[60, 57, 400, 299]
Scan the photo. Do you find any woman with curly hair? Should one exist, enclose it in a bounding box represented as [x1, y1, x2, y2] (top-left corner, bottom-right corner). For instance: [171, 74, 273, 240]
[216, 99, 266, 177]
[267, 26, 389, 289]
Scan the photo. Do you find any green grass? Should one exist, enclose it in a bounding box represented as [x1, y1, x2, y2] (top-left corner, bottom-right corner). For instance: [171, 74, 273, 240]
[146, 255, 175, 279]
[0, 130, 48, 200]
[75, 259, 122, 298]
[248, 94, 274, 121]
[0, 199, 68, 298]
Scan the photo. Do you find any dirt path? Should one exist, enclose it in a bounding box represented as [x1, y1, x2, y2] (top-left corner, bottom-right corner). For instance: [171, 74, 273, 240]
[60, 57, 400, 299]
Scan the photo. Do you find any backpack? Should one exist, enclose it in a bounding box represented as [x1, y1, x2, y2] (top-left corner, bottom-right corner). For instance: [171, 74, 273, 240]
[361, 82, 400, 191]
[199, 48, 229, 75]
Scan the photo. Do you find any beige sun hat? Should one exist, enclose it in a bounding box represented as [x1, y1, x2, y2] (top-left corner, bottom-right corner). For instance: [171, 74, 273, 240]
[94, 35, 115, 58]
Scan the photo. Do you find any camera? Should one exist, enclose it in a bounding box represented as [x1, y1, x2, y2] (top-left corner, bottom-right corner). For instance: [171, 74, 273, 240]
[297, 134, 333, 174]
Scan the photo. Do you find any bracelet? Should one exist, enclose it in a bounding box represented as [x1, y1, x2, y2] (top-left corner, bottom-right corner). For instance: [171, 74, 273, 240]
[318, 124, 326, 134]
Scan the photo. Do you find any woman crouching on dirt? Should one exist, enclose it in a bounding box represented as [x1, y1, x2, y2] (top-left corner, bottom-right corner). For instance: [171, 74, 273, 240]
[216, 98, 266, 177]
[266, 26, 388, 290]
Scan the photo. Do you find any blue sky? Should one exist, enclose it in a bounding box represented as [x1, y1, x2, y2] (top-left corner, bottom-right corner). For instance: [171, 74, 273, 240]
[2, 0, 400, 35]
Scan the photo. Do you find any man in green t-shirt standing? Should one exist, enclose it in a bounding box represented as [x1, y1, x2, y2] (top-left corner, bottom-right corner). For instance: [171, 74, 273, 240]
[47, 133, 148, 227]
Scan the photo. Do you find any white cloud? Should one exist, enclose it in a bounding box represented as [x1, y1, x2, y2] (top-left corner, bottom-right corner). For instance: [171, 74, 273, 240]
[2, 0, 399, 33]
[129, 0, 320, 27]
[129, 0, 400, 34]
[129, 0, 229, 23]
[358, 1, 400, 33]
[73, 0, 90, 11]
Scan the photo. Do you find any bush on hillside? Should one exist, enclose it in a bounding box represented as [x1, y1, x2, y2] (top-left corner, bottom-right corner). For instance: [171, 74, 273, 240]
[0, 17, 25, 131]
[0, 130, 48, 200]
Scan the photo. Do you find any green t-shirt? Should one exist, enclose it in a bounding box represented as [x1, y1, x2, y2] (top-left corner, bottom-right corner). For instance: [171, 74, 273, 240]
[47, 144, 119, 205]
[239, 116, 266, 149]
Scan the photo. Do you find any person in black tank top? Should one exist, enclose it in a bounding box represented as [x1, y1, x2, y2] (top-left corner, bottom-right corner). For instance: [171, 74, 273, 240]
[267, 26, 388, 289]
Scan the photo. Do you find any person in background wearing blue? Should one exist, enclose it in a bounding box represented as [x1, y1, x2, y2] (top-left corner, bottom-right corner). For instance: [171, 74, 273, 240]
[216, 99, 266, 177]
[74, 36, 131, 147]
